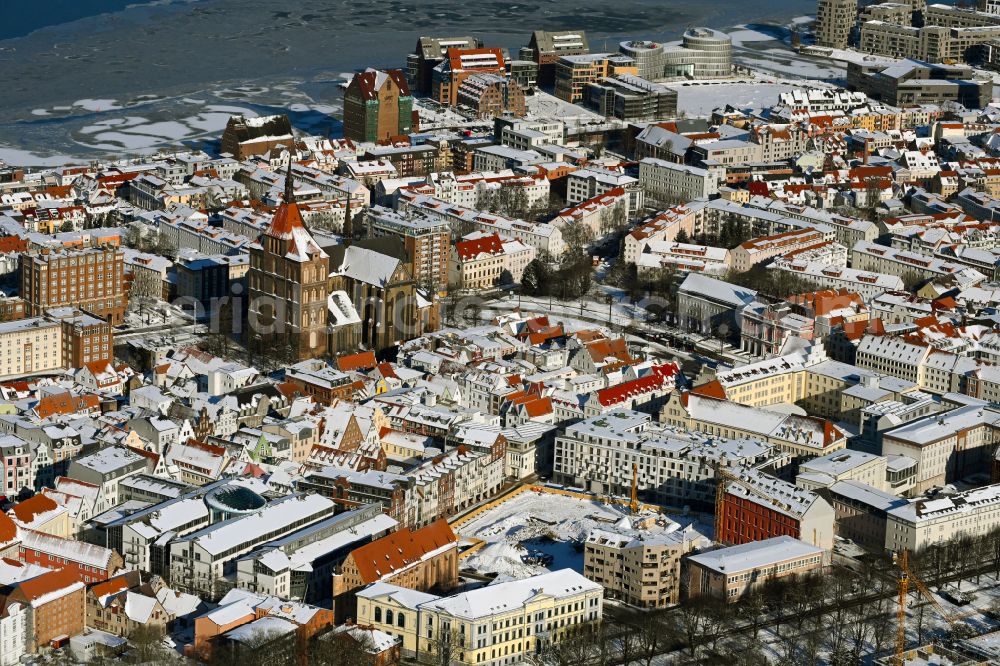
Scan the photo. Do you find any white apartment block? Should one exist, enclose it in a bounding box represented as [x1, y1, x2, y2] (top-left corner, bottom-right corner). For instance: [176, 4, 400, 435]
[168, 493, 337, 599]
[553, 409, 777, 507]
[638, 158, 723, 203]
[771, 259, 905, 301]
[886, 483, 1000, 551]
[881, 404, 1000, 493]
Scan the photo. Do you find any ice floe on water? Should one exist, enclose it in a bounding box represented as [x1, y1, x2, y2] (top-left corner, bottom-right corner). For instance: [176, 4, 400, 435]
[73, 98, 123, 111]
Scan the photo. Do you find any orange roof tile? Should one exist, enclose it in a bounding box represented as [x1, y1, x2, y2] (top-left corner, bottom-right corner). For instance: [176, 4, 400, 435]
[337, 351, 378, 373]
[16, 568, 81, 602]
[349, 519, 457, 584]
[10, 495, 58, 525]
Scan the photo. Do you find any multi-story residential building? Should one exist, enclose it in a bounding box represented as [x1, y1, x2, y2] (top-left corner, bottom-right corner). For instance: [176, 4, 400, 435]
[236, 504, 396, 604]
[220, 114, 294, 161]
[826, 480, 909, 550]
[635, 240, 731, 276]
[885, 482, 1000, 551]
[881, 404, 1000, 493]
[554, 53, 637, 103]
[300, 446, 505, 529]
[771, 260, 905, 300]
[851, 241, 987, 283]
[20, 246, 126, 324]
[0, 435, 32, 498]
[356, 569, 602, 664]
[455, 74, 527, 118]
[526, 30, 590, 86]
[55, 308, 114, 368]
[716, 468, 835, 550]
[685, 536, 825, 602]
[18, 531, 122, 584]
[396, 192, 566, 259]
[553, 410, 777, 508]
[173, 251, 247, 312]
[738, 301, 814, 358]
[367, 206, 451, 295]
[168, 493, 337, 599]
[586, 75, 677, 121]
[66, 447, 148, 515]
[407, 36, 483, 95]
[566, 168, 643, 218]
[450, 234, 506, 292]
[730, 229, 830, 273]
[639, 158, 723, 204]
[343, 68, 414, 144]
[0, 319, 62, 380]
[847, 60, 993, 108]
[8, 569, 85, 652]
[796, 449, 890, 492]
[584, 524, 709, 608]
[432, 48, 507, 107]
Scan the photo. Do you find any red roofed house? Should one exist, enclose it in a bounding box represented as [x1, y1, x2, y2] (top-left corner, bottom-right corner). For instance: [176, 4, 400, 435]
[8, 568, 86, 651]
[33, 392, 101, 420]
[336, 351, 379, 374]
[332, 519, 458, 621]
[9, 494, 69, 538]
[451, 233, 505, 291]
[18, 530, 122, 584]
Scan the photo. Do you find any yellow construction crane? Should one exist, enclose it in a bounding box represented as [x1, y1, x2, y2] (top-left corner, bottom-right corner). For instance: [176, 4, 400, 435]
[629, 463, 639, 514]
[894, 550, 981, 666]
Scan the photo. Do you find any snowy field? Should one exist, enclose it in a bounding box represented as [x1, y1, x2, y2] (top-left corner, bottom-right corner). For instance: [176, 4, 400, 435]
[457, 489, 706, 579]
[458, 490, 634, 578]
[667, 79, 815, 117]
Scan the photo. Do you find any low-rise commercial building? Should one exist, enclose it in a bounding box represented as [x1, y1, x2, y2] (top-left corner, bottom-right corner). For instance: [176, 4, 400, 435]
[685, 536, 825, 601]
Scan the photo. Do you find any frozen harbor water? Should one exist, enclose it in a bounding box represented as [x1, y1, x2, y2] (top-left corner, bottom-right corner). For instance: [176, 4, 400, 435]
[0, 0, 815, 164]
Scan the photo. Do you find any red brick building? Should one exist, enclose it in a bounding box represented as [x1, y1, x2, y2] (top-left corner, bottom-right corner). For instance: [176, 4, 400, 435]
[18, 530, 123, 584]
[8, 568, 86, 650]
[20, 246, 126, 324]
[716, 470, 835, 551]
[332, 519, 458, 621]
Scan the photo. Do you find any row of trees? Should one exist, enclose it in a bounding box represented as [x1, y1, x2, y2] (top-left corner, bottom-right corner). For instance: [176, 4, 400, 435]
[521, 249, 594, 301]
[533, 526, 1000, 666]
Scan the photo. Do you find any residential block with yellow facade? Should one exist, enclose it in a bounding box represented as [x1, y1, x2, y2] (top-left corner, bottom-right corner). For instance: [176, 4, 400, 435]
[356, 569, 602, 666]
[554, 53, 637, 103]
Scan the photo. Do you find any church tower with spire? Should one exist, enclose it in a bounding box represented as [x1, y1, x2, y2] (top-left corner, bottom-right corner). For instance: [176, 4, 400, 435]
[246, 159, 330, 361]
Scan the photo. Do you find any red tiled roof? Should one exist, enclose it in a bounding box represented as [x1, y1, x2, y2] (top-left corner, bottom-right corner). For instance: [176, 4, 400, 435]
[596, 374, 664, 407]
[10, 494, 58, 525]
[523, 397, 553, 418]
[456, 234, 504, 261]
[337, 351, 378, 373]
[349, 519, 457, 583]
[88, 574, 130, 600]
[35, 392, 100, 419]
[0, 514, 17, 544]
[691, 380, 727, 400]
[16, 568, 81, 602]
